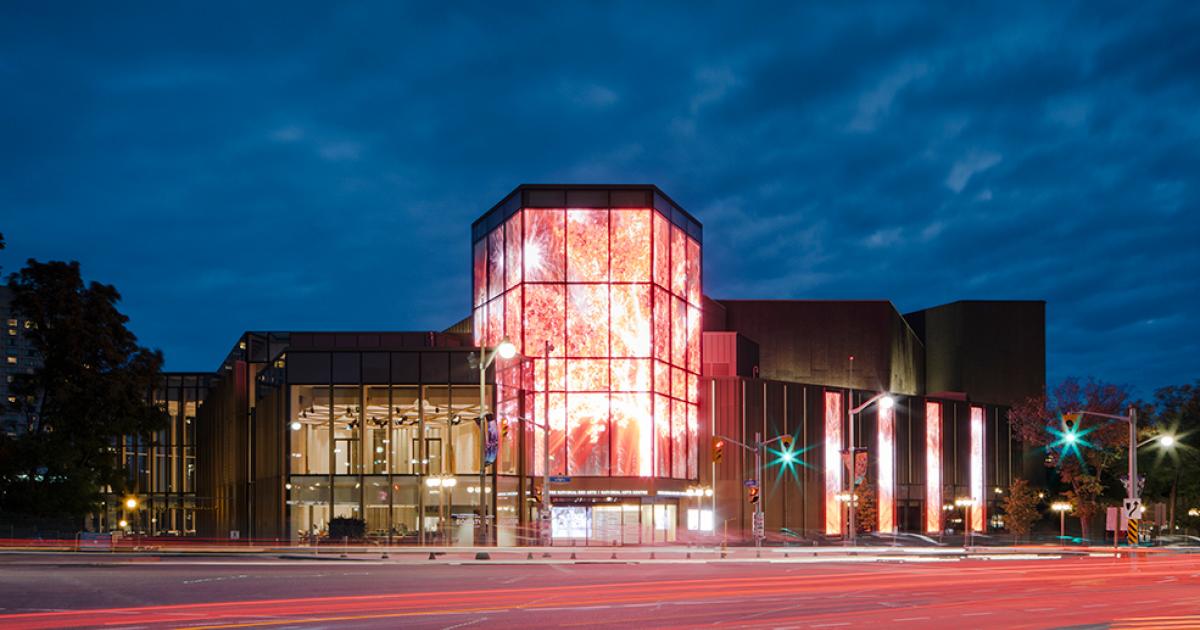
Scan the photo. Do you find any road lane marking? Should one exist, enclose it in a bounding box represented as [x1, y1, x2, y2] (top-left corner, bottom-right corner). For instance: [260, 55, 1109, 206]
[893, 617, 930, 621]
[962, 612, 993, 616]
[810, 624, 850, 628]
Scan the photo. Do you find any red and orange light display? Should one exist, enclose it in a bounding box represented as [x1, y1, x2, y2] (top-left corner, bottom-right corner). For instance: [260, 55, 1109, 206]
[473, 207, 701, 479]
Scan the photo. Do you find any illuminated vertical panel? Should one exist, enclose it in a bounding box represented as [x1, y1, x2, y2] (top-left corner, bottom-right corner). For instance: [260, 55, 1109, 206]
[670, 226, 687, 297]
[566, 284, 609, 357]
[824, 391, 843, 535]
[611, 358, 650, 392]
[505, 289, 522, 354]
[612, 392, 652, 476]
[566, 209, 609, 282]
[877, 403, 895, 533]
[652, 212, 670, 288]
[524, 209, 565, 282]
[547, 392, 567, 476]
[686, 403, 698, 479]
[686, 305, 700, 373]
[472, 304, 485, 347]
[671, 297, 687, 367]
[925, 401, 942, 533]
[655, 393, 671, 477]
[473, 240, 487, 307]
[970, 406, 986, 532]
[610, 210, 651, 282]
[611, 284, 651, 357]
[671, 399, 687, 479]
[487, 229, 504, 301]
[485, 297, 503, 348]
[652, 287, 671, 362]
[568, 393, 609, 476]
[567, 359, 608, 391]
[524, 284, 564, 361]
[685, 238, 701, 306]
[504, 212, 523, 290]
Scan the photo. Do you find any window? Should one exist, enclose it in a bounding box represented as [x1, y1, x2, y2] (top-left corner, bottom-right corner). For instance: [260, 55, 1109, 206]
[6, 357, 16, 365]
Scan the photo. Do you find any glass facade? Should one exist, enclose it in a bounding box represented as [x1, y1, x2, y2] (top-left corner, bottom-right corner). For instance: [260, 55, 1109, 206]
[104, 373, 212, 534]
[472, 205, 701, 480]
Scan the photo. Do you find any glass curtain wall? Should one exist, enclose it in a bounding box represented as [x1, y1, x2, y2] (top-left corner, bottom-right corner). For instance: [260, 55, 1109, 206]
[286, 380, 494, 543]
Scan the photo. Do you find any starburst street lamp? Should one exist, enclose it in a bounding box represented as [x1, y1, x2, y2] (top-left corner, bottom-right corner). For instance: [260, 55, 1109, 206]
[1051, 501, 1072, 539]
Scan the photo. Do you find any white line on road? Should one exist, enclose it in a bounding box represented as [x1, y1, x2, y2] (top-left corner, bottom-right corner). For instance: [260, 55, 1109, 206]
[1081, 603, 1108, 608]
[1026, 608, 1056, 612]
[810, 624, 850, 628]
[893, 617, 930, 622]
[962, 612, 993, 617]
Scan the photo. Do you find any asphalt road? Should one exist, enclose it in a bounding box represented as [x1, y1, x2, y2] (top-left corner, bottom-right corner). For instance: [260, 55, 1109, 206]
[0, 552, 1198, 628]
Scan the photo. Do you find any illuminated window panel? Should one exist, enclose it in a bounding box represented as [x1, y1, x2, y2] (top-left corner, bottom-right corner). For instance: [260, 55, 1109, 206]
[653, 360, 671, 396]
[824, 391, 843, 536]
[925, 401, 942, 534]
[671, 367, 686, 400]
[610, 210, 651, 282]
[524, 209, 565, 282]
[524, 284, 564, 358]
[611, 393, 652, 476]
[671, 399, 687, 479]
[487, 229, 505, 301]
[877, 403, 895, 533]
[547, 392, 567, 476]
[653, 212, 670, 288]
[505, 212, 523, 290]
[567, 359, 609, 391]
[970, 406, 986, 532]
[686, 305, 701, 372]
[473, 305, 485, 347]
[655, 394, 671, 477]
[504, 289, 522, 353]
[611, 358, 651, 392]
[611, 284, 651, 357]
[485, 296, 503, 348]
[671, 297, 687, 366]
[567, 284, 609, 357]
[686, 238, 701, 306]
[652, 287, 671, 362]
[473, 240, 487, 307]
[686, 404, 698, 479]
[568, 393, 609, 476]
[671, 226, 687, 297]
[567, 209, 609, 282]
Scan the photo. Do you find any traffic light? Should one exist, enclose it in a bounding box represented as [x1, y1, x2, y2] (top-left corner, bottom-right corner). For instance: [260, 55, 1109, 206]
[780, 435, 793, 449]
[748, 486, 760, 504]
[712, 437, 725, 464]
[1062, 412, 1080, 431]
[501, 420, 510, 439]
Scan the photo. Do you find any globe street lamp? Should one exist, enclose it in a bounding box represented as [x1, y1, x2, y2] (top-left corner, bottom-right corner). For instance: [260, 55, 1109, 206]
[955, 497, 978, 547]
[1051, 501, 1072, 539]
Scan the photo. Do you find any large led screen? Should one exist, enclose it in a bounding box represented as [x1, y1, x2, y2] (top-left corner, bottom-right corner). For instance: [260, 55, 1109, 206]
[473, 207, 701, 479]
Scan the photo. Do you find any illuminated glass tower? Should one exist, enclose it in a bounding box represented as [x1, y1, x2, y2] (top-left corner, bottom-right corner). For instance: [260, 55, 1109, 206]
[471, 186, 702, 480]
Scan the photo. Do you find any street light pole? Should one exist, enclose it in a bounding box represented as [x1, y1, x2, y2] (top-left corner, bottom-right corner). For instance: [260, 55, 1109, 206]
[471, 337, 517, 547]
[845, 392, 894, 546]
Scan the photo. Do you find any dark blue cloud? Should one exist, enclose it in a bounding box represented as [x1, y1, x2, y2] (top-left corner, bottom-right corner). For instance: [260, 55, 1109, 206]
[1, 2, 1197, 395]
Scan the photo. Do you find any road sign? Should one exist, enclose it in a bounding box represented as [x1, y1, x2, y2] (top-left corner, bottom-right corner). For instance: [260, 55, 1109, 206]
[1106, 507, 1119, 531]
[549, 475, 571, 483]
[752, 512, 765, 537]
[744, 479, 758, 488]
[1123, 498, 1143, 520]
[1127, 519, 1139, 545]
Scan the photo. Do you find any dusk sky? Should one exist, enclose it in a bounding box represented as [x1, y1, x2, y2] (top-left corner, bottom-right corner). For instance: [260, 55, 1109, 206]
[2, 3, 1196, 395]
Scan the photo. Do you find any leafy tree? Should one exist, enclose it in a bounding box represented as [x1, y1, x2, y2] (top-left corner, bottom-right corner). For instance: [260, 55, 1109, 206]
[1142, 381, 1200, 533]
[1008, 378, 1133, 539]
[1002, 478, 1042, 540]
[0, 259, 166, 518]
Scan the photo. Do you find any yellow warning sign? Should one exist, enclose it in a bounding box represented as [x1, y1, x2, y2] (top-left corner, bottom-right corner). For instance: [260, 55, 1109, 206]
[1127, 519, 1139, 545]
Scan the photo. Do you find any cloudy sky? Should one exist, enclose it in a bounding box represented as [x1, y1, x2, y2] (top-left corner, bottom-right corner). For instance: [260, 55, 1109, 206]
[1, 2, 1196, 394]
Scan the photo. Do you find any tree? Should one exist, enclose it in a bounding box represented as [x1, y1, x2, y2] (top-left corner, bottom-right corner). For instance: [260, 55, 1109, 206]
[853, 482, 877, 534]
[0, 259, 166, 518]
[1008, 378, 1133, 539]
[1142, 381, 1200, 534]
[1003, 478, 1042, 540]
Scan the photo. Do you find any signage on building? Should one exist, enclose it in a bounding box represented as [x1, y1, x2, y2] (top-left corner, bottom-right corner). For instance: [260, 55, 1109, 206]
[549, 475, 571, 483]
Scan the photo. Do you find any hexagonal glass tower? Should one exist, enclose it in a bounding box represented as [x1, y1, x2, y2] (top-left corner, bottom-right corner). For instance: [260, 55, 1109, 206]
[471, 185, 702, 480]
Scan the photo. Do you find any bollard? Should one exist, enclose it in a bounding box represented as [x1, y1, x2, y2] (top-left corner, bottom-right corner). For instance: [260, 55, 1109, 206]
[756, 550, 761, 559]
[650, 552, 655, 560]
[428, 552, 437, 560]
[527, 552, 534, 560]
[686, 552, 691, 559]
[611, 552, 617, 559]
[570, 552, 577, 560]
